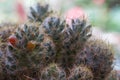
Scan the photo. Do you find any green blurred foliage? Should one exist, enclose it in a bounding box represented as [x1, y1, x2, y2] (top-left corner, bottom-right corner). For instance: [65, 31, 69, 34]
[63, 0, 120, 32]
[105, 7, 120, 32]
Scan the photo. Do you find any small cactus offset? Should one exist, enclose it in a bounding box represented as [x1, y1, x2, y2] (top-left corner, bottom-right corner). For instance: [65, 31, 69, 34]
[0, 3, 114, 80]
[107, 70, 120, 80]
[68, 65, 93, 80]
[41, 63, 66, 80]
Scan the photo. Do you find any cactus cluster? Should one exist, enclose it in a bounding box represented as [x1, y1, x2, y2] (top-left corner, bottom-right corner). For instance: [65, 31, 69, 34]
[0, 3, 114, 80]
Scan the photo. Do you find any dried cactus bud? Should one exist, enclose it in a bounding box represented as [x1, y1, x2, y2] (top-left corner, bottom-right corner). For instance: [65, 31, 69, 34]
[64, 19, 92, 42]
[68, 65, 93, 80]
[41, 63, 66, 80]
[62, 19, 92, 53]
[43, 17, 65, 41]
[28, 3, 51, 22]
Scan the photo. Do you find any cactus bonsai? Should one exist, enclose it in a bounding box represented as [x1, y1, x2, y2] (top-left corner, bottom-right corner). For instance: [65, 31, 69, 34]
[0, 3, 114, 80]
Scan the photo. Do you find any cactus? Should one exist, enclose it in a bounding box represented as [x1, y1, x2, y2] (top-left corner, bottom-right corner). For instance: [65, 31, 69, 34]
[75, 39, 114, 80]
[41, 63, 66, 80]
[0, 23, 18, 42]
[68, 65, 93, 80]
[28, 3, 52, 22]
[107, 70, 120, 80]
[0, 3, 114, 80]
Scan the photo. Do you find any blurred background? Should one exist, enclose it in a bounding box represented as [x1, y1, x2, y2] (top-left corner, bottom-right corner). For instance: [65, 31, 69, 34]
[0, 0, 120, 73]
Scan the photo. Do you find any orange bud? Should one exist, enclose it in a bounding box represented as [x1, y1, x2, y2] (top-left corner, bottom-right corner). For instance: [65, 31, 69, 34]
[27, 41, 36, 51]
